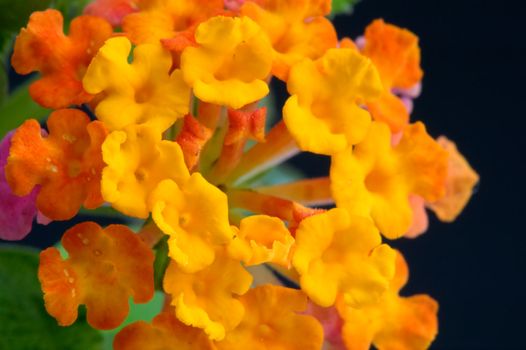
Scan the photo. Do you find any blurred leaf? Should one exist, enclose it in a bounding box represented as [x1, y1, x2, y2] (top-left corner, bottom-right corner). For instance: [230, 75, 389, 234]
[0, 0, 53, 33]
[331, 0, 360, 15]
[0, 62, 6, 105]
[52, 0, 92, 22]
[0, 246, 103, 350]
[0, 79, 49, 138]
[240, 163, 304, 188]
[153, 236, 169, 291]
[100, 292, 164, 350]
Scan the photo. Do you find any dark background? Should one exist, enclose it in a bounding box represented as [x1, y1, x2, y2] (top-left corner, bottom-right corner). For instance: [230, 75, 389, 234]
[2, 0, 524, 349]
[330, 0, 524, 349]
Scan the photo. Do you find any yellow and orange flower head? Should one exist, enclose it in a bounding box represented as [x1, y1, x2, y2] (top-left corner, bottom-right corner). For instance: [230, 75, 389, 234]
[163, 250, 253, 341]
[11, 9, 113, 109]
[241, 0, 337, 80]
[331, 121, 448, 239]
[149, 173, 234, 273]
[180, 16, 273, 109]
[292, 208, 396, 308]
[337, 251, 438, 350]
[427, 136, 480, 222]
[101, 124, 189, 218]
[283, 48, 383, 155]
[215, 285, 324, 350]
[38, 222, 154, 330]
[227, 214, 294, 267]
[361, 19, 423, 133]
[5, 109, 107, 221]
[114, 312, 215, 350]
[122, 0, 224, 45]
[82, 36, 190, 132]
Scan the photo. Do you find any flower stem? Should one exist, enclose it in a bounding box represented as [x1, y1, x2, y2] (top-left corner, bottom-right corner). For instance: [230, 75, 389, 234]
[254, 177, 333, 206]
[225, 120, 300, 186]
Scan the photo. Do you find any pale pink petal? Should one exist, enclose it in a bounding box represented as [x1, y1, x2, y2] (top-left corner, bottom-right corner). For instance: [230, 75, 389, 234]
[404, 194, 429, 238]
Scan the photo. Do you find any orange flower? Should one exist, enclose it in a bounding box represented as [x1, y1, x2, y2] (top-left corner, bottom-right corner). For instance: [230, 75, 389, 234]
[337, 251, 438, 350]
[241, 0, 337, 80]
[427, 136, 479, 222]
[11, 9, 113, 109]
[361, 19, 423, 132]
[5, 109, 107, 220]
[331, 122, 448, 238]
[114, 312, 215, 350]
[122, 0, 223, 44]
[215, 285, 324, 350]
[38, 222, 154, 329]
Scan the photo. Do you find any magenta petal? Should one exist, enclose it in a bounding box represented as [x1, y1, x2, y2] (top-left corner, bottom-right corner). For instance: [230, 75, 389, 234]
[0, 132, 39, 241]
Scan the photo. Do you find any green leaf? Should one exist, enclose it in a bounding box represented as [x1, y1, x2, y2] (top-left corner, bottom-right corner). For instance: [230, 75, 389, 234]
[331, 0, 361, 15]
[52, 0, 92, 22]
[0, 80, 50, 137]
[100, 292, 164, 350]
[0, 0, 53, 33]
[239, 164, 304, 188]
[0, 246, 103, 350]
[0, 61, 7, 105]
[153, 236, 170, 291]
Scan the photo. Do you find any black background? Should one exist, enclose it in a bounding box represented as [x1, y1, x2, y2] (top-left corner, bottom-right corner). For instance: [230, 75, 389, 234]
[2, 0, 525, 349]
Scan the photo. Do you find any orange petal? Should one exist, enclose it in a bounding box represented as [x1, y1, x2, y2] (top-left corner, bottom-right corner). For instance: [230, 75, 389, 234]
[338, 251, 438, 350]
[38, 222, 154, 329]
[362, 19, 423, 89]
[404, 194, 429, 239]
[6, 109, 107, 220]
[11, 10, 113, 109]
[114, 312, 215, 350]
[367, 90, 410, 133]
[176, 114, 213, 170]
[427, 136, 479, 222]
[216, 285, 324, 350]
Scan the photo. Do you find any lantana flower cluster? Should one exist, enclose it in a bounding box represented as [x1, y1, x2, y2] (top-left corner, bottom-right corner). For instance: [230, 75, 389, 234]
[1, 0, 479, 349]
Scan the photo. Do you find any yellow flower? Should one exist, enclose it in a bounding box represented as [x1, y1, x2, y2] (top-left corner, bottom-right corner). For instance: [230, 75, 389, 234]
[241, 0, 337, 80]
[150, 173, 233, 273]
[283, 48, 383, 155]
[215, 285, 324, 350]
[292, 208, 395, 308]
[163, 250, 253, 341]
[101, 124, 189, 218]
[180, 16, 273, 109]
[331, 122, 448, 239]
[337, 251, 438, 350]
[227, 215, 294, 267]
[83, 36, 190, 132]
